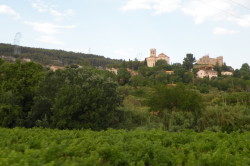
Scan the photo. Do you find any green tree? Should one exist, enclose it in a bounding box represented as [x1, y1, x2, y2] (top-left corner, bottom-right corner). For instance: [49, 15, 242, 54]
[233, 69, 241, 78]
[183, 72, 194, 84]
[221, 63, 231, 72]
[32, 68, 123, 130]
[214, 62, 222, 76]
[131, 74, 145, 88]
[240, 63, 250, 80]
[155, 71, 169, 84]
[155, 60, 171, 70]
[0, 90, 21, 127]
[172, 63, 185, 82]
[183, 53, 196, 71]
[199, 84, 209, 93]
[117, 68, 131, 85]
[148, 85, 203, 119]
[0, 60, 45, 127]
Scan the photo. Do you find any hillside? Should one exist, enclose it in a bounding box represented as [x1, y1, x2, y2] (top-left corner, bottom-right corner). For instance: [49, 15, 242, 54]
[0, 43, 122, 67]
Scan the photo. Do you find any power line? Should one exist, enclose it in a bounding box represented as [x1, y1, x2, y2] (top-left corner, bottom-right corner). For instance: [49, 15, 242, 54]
[228, 0, 250, 11]
[195, 0, 250, 23]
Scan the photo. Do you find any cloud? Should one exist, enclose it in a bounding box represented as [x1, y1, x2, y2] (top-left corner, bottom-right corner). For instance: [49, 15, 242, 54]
[24, 21, 76, 35]
[0, 5, 20, 19]
[25, 21, 76, 45]
[121, 0, 181, 15]
[213, 27, 239, 35]
[152, 0, 181, 15]
[31, 0, 75, 21]
[38, 35, 63, 45]
[121, 0, 152, 11]
[114, 48, 141, 60]
[182, 0, 250, 27]
[182, 0, 233, 24]
[121, 0, 250, 28]
[229, 14, 250, 27]
[31, 0, 48, 12]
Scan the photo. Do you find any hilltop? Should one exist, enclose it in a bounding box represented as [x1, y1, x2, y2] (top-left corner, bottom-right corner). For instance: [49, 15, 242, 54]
[0, 43, 122, 67]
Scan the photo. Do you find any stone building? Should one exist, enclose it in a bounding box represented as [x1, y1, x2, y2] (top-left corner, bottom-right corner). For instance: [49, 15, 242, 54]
[146, 48, 170, 67]
[197, 55, 223, 66]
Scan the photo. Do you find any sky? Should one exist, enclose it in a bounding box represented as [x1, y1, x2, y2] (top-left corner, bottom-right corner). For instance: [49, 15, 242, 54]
[1, 0, 250, 69]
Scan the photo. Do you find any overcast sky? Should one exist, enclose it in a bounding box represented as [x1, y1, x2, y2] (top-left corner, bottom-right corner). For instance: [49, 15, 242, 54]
[1, 0, 250, 69]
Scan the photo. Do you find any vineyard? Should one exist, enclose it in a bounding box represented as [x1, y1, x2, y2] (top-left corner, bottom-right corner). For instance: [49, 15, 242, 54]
[0, 128, 249, 166]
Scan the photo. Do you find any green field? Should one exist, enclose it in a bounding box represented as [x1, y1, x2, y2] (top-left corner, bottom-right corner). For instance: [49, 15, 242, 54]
[0, 128, 249, 166]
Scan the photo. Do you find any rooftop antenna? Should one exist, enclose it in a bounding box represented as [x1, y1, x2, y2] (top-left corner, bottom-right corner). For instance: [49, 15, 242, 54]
[14, 32, 22, 56]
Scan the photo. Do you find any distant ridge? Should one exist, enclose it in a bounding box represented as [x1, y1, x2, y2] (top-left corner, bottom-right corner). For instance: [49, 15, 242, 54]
[0, 43, 122, 67]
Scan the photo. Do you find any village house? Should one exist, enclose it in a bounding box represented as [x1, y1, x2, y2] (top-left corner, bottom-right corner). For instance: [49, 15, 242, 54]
[221, 71, 233, 76]
[197, 69, 218, 79]
[146, 48, 170, 67]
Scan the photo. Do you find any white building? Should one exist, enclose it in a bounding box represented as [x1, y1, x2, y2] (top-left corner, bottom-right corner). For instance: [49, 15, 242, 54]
[221, 71, 233, 76]
[197, 69, 218, 79]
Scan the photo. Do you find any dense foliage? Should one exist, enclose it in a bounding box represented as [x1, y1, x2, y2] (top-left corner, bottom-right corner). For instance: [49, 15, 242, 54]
[0, 43, 122, 67]
[0, 128, 249, 166]
[0, 59, 123, 130]
[0, 46, 249, 165]
[148, 85, 203, 113]
[31, 68, 123, 130]
[0, 60, 44, 127]
[0, 57, 249, 132]
[119, 86, 250, 132]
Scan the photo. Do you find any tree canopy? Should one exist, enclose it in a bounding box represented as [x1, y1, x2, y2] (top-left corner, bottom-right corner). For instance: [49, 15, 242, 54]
[31, 68, 123, 130]
[0, 60, 45, 127]
[183, 53, 196, 71]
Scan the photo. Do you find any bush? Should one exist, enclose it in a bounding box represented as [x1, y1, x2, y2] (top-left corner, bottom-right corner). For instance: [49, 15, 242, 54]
[148, 85, 203, 116]
[198, 105, 250, 132]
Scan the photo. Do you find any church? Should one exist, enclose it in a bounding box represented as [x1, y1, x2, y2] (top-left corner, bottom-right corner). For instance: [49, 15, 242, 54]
[146, 48, 170, 67]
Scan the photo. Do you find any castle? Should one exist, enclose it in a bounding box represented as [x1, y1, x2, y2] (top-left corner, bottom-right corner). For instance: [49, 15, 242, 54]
[197, 55, 223, 66]
[146, 49, 170, 67]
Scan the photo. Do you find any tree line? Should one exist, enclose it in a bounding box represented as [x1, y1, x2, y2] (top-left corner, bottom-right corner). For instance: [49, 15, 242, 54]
[0, 52, 249, 132]
[0, 43, 122, 67]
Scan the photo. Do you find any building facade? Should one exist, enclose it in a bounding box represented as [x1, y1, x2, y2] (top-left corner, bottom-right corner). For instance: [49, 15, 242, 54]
[221, 71, 233, 76]
[146, 48, 170, 67]
[197, 69, 218, 79]
[197, 55, 223, 66]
